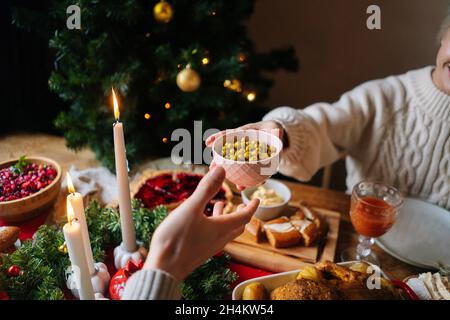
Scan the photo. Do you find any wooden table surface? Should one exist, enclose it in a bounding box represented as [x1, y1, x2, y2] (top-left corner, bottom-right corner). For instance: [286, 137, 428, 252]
[0, 133, 427, 280]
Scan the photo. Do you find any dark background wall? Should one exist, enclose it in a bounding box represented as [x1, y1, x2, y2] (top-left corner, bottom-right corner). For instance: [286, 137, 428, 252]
[248, 0, 447, 109]
[1, 1, 63, 135]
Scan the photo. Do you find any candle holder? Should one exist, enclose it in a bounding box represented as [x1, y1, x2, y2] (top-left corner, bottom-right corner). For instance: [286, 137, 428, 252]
[113, 242, 148, 269]
[67, 262, 111, 298]
[95, 293, 109, 300]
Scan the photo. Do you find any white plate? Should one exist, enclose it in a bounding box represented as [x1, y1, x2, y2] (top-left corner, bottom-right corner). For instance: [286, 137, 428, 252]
[376, 197, 450, 269]
[232, 261, 388, 300]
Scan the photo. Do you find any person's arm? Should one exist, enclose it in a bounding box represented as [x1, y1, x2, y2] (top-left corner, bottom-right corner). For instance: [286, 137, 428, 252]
[122, 166, 259, 300]
[122, 268, 181, 300]
[263, 78, 403, 181]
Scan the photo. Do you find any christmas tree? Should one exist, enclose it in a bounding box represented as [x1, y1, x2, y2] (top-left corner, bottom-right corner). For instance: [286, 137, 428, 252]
[12, 0, 297, 168]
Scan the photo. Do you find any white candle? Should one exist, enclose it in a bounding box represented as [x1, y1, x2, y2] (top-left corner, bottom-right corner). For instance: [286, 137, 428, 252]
[66, 173, 95, 275]
[63, 202, 95, 300]
[112, 88, 137, 252]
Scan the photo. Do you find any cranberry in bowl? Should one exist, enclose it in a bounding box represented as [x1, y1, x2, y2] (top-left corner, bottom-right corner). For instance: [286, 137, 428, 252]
[0, 156, 62, 222]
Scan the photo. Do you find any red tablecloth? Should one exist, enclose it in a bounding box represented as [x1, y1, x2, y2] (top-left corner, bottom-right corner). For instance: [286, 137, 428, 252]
[0, 211, 273, 294]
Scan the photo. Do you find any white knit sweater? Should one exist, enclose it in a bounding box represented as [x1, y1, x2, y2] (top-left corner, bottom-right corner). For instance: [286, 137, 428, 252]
[264, 66, 450, 210]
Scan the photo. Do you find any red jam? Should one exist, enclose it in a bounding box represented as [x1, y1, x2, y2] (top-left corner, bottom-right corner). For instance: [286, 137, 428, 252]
[134, 172, 226, 215]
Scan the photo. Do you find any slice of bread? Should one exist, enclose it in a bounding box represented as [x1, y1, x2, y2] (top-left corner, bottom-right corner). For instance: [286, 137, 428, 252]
[245, 217, 264, 243]
[264, 216, 302, 248]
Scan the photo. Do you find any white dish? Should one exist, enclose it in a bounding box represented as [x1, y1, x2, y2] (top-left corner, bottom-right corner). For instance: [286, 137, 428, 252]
[376, 197, 450, 269]
[232, 261, 388, 300]
[241, 179, 291, 221]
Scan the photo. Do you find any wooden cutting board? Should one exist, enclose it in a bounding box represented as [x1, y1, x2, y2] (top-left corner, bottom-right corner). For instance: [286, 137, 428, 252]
[224, 203, 341, 272]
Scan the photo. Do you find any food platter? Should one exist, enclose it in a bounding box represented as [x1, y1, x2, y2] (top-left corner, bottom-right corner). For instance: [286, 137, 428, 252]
[225, 203, 340, 272]
[232, 261, 402, 300]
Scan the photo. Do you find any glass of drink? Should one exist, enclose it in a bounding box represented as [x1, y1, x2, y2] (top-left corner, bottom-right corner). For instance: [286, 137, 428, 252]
[341, 181, 403, 265]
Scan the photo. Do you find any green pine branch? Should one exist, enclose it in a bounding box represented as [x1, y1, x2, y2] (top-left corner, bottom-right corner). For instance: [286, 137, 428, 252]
[0, 200, 237, 300]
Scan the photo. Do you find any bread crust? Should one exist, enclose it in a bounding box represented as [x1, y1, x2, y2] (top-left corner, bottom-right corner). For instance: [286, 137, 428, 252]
[291, 216, 318, 246]
[245, 217, 264, 243]
[264, 217, 302, 248]
[0, 226, 20, 252]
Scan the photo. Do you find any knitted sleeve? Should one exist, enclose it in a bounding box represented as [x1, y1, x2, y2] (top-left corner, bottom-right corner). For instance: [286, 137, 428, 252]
[122, 269, 181, 300]
[263, 76, 404, 181]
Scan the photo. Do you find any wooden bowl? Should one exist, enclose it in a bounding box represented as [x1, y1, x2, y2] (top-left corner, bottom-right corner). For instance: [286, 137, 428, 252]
[0, 156, 62, 222]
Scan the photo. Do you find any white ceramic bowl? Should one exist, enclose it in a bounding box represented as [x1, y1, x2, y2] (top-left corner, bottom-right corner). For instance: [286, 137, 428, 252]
[241, 179, 291, 221]
[232, 261, 389, 300]
[212, 129, 283, 187]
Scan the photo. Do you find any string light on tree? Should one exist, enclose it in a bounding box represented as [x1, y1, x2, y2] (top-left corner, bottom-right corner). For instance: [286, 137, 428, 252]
[238, 53, 247, 63]
[153, 0, 174, 23]
[246, 91, 256, 102]
[223, 79, 242, 93]
[176, 64, 201, 92]
[144, 113, 151, 120]
[201, 51, 211, 65]
[164, 102, 171, 109]
[201, 57, 210, 65]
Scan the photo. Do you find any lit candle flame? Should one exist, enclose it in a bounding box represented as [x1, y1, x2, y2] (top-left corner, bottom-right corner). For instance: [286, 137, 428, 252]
[66, 172, 76, 194]
[67, 200, 75, 223]
[112, 87, 120, 120]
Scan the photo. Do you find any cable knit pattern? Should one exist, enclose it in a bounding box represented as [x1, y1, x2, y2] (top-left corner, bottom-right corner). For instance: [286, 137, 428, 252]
[264, 66, 450, 210]
[122, 269, 181, 300]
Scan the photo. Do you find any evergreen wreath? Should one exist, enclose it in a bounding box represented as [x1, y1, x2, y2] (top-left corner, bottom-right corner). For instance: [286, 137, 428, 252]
[0, 200, 237, 300]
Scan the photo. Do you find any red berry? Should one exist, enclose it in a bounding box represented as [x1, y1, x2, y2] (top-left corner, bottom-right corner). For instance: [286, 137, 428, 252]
[0, 162, 57, 202]
[7, 265, 21, 277]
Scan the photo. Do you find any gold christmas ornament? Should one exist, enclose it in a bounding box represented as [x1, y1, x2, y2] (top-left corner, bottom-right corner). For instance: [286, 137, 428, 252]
[153, 1, 174, 23]
[176, 64, 201, 92]
[58, 243, 68, 254]
[162, 137, 168, 143]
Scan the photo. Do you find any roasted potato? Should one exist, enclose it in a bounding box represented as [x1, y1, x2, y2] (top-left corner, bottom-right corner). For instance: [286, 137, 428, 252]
[242, 282, 266, 300]
[296, 266, 324, 282]
[349, 262, 369, 274]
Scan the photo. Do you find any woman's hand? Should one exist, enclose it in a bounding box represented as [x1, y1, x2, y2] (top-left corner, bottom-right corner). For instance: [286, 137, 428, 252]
[143, 166, 259, 281]
[205, 120, 284, 190]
